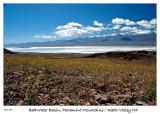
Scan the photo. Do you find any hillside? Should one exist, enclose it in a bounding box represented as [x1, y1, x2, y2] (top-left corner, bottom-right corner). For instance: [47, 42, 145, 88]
[4, 48, 15, 54]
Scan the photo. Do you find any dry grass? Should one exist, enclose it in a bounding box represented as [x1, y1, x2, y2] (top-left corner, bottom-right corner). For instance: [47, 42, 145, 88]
[4, 53, 156, 105]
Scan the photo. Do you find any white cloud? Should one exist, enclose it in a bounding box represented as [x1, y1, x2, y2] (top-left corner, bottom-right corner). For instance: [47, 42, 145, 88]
[34, 35, 55, 39]
[120, 26, 152, 35]
[106, 27, 112, 30]
[136, 20, 152, 29]
[55, 27, 88, 37]
[125, 19, 136, 25]
[34, 18, 156, 39]
[56, 22, 83, 30]
[133, 29, 151, 35]
[55, 22, 104, 38]
[120, 33, 127, 35]
[93, 21, 103, 27]
[112, 25, 121, 29]
[41, 35, 54, 39]
[110, 33, 117, 36]
[67, 22, 83, 27]
[85, 26, 104, 32]
[112, 18, 135, 25]
[120, 26, 137, 31]
[136, 18, 156, 29]
[34, 35, 41, 38]
[95, 35, 102, 37]
[112, 18, 125, 24]
[150, 18, 156, 25]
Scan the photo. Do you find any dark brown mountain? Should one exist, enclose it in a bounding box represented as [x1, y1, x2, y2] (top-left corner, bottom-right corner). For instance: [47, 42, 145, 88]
[4, 48, 15, 54]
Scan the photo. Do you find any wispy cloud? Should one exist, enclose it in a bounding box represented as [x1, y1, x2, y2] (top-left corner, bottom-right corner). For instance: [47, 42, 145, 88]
[34, 35, 56, 39]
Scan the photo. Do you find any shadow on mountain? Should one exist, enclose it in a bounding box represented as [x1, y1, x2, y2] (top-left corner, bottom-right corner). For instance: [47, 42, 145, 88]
[4, 48, 15, 54]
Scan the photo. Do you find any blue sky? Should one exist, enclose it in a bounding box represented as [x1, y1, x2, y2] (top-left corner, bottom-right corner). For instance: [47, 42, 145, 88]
[4, 4, 156, 44]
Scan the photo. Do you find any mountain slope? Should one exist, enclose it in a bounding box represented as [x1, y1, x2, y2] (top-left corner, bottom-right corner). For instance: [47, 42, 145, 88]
[4, 48, 15, 54]
[5, 33, 156, 48]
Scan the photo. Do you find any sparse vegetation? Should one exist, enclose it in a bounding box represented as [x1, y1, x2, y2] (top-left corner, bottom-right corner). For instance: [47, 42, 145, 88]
[4, 52, 156, 106]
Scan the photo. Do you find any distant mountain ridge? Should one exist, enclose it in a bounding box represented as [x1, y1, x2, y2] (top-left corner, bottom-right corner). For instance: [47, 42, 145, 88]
[5, 33, 156, 48]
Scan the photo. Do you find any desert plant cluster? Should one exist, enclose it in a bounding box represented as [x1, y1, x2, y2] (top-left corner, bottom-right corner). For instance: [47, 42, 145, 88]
[4, 53, 156, 106]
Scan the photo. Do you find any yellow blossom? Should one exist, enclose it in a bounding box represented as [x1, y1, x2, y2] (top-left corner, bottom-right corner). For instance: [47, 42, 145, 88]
[127, 83, 131, 87]
[28, 76, 31, 80]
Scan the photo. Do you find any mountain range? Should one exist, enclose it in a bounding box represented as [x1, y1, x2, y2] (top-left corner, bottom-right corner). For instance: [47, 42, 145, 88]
[5, 33, 156, 48]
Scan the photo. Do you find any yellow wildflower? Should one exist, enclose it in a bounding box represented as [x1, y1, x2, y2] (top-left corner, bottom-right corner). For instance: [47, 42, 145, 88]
[127, 83, 131, 87]
[28, 76, 31, 80]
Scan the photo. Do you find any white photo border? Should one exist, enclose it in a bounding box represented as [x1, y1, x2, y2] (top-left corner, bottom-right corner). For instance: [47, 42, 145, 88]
[0, 0, 159, 114]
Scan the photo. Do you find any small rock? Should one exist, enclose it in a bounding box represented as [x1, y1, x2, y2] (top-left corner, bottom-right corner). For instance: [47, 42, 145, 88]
[38, 71, 42, 74]
[90, 89, 97, 96]
[14, 71, 23, 76]
[84, 102, 90, 106]
[59, 104, 65, 106]
[116, 94, 131, 102]
[95, 94, 102, 101]
[136, 101, 147, 106]
[88, 98, 98, 105]
[97, 84, 106, 91]
[9, 91, 14, 95]
[57, 92, 64, 98]
[51, 99, 56, 104]
[63, 97, 70, 102]
[19, 71, 24, 74]
[99, 97, 108, 104]
[79, 90, 86, 97]
[50, 89, 57, 94]
[95, 94, 110, 104]
[59, 100, 67, 104]
[147, 102, 156, 106]
[16, 99, 24, 106]
[105, 103, 117, 106]
[129, 73, 132, 76]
